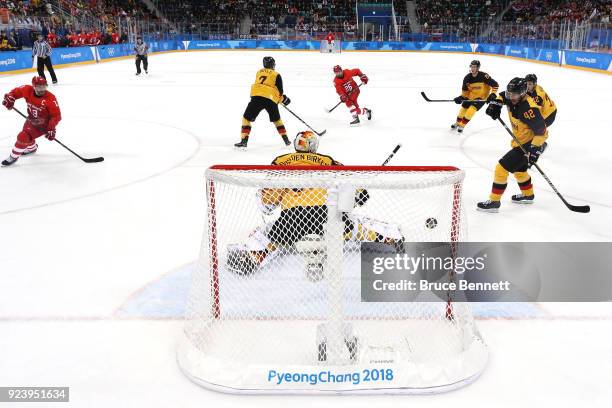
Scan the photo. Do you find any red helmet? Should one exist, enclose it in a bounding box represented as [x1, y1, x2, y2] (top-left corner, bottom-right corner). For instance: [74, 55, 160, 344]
[32, 76, 47, 86]
[333, 65, 342, 74]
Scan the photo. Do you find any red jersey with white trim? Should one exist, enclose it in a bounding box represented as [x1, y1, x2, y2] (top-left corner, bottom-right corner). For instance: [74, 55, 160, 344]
[8, 85, 62, 130]
[333, 68, 363, 98]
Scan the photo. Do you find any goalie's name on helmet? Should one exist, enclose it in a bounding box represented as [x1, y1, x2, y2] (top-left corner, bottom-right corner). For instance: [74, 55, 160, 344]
[272, 152, 337, 166]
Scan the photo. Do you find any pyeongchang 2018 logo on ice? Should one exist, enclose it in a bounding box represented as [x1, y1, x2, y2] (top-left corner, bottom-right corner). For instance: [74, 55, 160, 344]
[60, 52, 83, 60]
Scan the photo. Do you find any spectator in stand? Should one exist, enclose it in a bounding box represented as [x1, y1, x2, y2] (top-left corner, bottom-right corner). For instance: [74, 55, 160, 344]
[47, 29, 58, 48]
[0, 32, 18, 51]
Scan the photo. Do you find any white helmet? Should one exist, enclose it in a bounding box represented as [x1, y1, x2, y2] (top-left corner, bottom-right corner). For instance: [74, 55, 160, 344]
[294, 131, 319, 153]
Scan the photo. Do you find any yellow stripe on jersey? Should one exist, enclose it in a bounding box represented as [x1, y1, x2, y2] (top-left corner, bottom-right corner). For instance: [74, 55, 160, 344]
[529, 84, 557, 120]
[250, 68, 281, 103]
[461, 71, 499, 100]
[504, 95, 548, 147]
[270, 152, 340, 210]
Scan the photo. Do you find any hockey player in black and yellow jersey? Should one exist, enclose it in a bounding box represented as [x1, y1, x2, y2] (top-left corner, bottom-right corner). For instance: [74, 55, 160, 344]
[226, 131, 403, 275]
[235, 56, 292, 149]
[477, 77, 549, 212]
[525, 74, 557, 127]
[451, 60, 499, 133]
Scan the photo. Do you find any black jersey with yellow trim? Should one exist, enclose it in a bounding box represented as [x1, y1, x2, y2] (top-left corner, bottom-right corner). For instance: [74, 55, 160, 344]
[461, 71, 499, 100]
[498, 91, 548, 147]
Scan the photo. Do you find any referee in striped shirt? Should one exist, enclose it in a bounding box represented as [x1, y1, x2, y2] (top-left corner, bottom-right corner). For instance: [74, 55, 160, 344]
[32, 33, 57, 84]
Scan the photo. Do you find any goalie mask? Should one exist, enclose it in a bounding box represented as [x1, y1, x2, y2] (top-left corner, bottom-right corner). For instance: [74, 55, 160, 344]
[294, 131, 319, 153]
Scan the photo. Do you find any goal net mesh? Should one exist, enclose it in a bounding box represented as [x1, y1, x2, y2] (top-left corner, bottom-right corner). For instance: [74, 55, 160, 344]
[178, 165, 487, 393]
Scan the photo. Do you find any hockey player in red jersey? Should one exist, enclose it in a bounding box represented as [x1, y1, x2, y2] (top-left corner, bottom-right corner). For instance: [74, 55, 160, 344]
[333, 65, 371, 125]
[1, 76, 62, 166]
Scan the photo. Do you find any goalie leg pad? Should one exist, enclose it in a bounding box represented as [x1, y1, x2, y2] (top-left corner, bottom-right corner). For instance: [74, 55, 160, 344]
[245, 224, 272, 251]
[295, 234, 326, 282]
[226, 244, 260, 275]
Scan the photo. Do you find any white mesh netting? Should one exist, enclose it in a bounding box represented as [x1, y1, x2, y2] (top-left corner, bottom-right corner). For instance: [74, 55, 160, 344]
[177, 165, 487, 394]
[320, 39, 342, 53]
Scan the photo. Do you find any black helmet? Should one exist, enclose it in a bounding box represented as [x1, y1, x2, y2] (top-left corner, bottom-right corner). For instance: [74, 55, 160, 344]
[263, 56, 275, 69]
[506, 77, 527, 95]
[524, 73, 537, 83]
[470, 60, 481, 68]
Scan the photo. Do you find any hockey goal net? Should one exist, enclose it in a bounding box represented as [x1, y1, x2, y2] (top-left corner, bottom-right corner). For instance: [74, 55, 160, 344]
[178, 165, 487, 394]
[320, 39, 341, 53]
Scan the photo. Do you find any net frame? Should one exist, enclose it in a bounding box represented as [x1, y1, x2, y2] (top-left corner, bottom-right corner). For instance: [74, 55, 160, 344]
[178, 165, 487, 394]
[320, 39, 342, 53]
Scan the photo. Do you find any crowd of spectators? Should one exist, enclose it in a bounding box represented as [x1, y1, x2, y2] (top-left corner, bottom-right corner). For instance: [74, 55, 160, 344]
[1, 0, 610, 51]
[416, 0, 503, 33]
[503, 0, 611, 24]
[155, 0, 356, 38]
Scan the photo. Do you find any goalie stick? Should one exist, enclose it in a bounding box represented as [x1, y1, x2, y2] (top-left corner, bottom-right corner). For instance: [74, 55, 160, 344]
[281, 104, 327, 136]
[381, 143, 402, 166]
[12, 107, 104, 163]
[327, 83, 363, 113]
[497, 117, 589, 213]
[420, 91, 485, 103]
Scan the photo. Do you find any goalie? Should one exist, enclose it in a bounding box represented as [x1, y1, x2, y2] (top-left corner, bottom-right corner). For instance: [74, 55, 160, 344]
[226, 130, 404, 276]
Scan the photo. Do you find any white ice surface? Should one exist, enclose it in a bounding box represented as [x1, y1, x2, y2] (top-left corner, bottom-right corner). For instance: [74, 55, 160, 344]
[0, 50, 611, 407]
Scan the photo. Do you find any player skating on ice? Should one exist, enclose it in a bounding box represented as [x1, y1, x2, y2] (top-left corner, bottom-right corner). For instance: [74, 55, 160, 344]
[235, 56, 291, 149]
[226, 130, 403, 276]
[333, 65, 371, 126]
[477, 77, 549, 212]
[451, 60, 499, 133]
[2, 76, 61, 167]
[134, 37, 149, 75]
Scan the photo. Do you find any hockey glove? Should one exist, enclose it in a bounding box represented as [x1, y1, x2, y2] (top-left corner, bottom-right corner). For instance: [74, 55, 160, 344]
[45, 128, 56, 141]
[340, 93, 348, 103]
[281, 95, 291, 106]
[2, 94, 15, 110]
[453, 96, 465, 104]
[486, 93, 498, 103]
[360, 74, 369, 84]
[527, 144, 541, 168]
[485, 100, 502, 120]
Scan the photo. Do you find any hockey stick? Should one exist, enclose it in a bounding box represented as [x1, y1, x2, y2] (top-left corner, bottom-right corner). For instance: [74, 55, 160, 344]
[13, 107, 104, 163]
[281, 104, 327, 136]
[420, 91, 484, 103]
[497, 117, 589, 213]
[381, 143, 402, 166]
[327, 83, 363, 113]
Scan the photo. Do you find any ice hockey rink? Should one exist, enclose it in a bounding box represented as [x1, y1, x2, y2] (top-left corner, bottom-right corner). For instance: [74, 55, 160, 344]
[1, 50, 611, 407]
